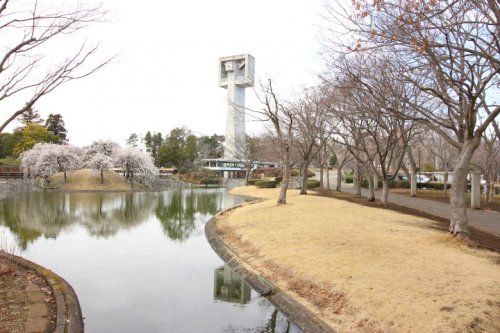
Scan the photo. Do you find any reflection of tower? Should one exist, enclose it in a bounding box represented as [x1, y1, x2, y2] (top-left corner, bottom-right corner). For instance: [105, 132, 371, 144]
[213, 264, 251, 304]
[218, 54, 255, 159]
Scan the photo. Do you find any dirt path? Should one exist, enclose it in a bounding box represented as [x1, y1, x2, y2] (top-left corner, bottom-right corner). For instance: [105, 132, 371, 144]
[0, 256, 56, 333]
[217, 186, 500, 333]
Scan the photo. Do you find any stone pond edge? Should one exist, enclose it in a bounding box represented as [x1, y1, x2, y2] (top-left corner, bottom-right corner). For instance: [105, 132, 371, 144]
[204, 201, 337, 333]
[0, 251, 84, 333]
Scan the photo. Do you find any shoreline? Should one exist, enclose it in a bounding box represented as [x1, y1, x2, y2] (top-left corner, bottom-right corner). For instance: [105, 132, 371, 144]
[0, 252, 84, 333]
[208, 186, 500, 332]
[205, 200, 336, 333]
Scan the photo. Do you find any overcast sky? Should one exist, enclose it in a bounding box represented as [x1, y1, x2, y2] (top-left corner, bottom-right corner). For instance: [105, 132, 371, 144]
[6, 0, 326, 146]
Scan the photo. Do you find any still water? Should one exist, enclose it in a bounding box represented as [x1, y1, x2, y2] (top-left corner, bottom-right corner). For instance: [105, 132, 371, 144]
[0, 188, 300, 333]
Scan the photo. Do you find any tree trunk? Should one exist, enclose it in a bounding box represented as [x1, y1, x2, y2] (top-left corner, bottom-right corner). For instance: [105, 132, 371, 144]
[487, 183, 494, 203]
[449, 139, 480, 236]
[278, 162, 291, 204]
[443, 168, 449, 198]
[319, 157, 324, 189]
[245, 164, 251, 186]
[300, 163, 309, 195]
[64, 171, 67, 182]
[381, 179, 389, 205]
[325, 158, 330, 190]
[410, 172, 417, 197]
[100, 169, 104, 184]
[366, 171, 375, 201]
[354, 164, 361, 196]
[336, 166, 342, 191]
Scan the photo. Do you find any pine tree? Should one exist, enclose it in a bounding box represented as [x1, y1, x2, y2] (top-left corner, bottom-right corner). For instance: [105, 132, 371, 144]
[19, 107, 43, 126]
[45, 114, 68, 143]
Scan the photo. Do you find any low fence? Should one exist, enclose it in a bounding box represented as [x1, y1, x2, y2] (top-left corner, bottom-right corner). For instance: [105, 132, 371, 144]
[0, 165, 23, 178]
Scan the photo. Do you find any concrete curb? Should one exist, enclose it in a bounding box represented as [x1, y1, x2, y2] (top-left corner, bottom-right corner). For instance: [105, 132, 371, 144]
[0, 252, 84, 333]
[205, 202, 336, 333]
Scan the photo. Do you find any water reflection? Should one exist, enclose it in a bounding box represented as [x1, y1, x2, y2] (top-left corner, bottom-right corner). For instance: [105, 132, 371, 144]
[0, 189, 300, 333]
[214, 264, 252, 304]
[215, 265, 300, 333]
[0, 189, 242, 249]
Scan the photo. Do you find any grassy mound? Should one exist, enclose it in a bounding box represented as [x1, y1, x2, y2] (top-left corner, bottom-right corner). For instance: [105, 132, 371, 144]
[47, 169, 141, 191]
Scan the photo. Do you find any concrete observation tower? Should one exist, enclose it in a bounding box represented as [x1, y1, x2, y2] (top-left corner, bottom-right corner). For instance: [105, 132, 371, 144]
[218, 54, 255, 159]
[200, 54, 276, 179]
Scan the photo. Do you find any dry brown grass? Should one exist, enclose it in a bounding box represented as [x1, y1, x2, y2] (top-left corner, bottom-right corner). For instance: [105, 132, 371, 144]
[217, 186, 500, 333]
[48, 169, 136, 191]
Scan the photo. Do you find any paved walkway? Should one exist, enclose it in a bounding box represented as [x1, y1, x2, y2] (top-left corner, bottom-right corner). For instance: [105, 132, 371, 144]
[341, 185, 500, 237]
[315, 171, 500, 237]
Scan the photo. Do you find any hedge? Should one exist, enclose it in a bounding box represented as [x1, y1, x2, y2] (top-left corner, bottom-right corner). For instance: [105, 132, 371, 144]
[345, 174, 353, 183]
[306, 179, 321, 189]
[247, 178, 260, 185]
[251, 168, 311, 178]
[200, 178, 221, 186]
[255, 180, 280, 188]
[357, 180, 487, 192]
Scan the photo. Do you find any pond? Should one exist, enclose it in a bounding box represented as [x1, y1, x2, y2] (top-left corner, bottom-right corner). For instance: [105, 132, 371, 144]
[0, 188, 300, 333]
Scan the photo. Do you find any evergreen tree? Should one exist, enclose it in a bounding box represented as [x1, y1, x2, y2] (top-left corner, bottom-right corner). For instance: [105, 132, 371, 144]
[144, 131, 153, 153]
[159, 127, 197, 170]
[143, 131, 163, 166]
[126, 133, 139, 147]
[198, 134, 224, 159]
[45, 114, 68, 143]
[19, 107, 43, 126]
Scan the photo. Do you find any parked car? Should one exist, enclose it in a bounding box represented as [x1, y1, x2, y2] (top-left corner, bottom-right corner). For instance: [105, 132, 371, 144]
[417, 174, 431, 183]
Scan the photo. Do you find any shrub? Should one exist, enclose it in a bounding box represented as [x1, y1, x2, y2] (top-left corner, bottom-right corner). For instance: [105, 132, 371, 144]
[275, 176, 283, 182]
[200, 178, 221, 186]
[306, 179, 320, 189]
[421, 182, 452, 190]
[179, 169, 221, 184]
[398, 180, 411, 189]
[360, 178, 411, 189]
[255, 180, 279, 188]
[247, 178, 260, 185]
[345, 174, 353, 183]
[0, 158, 21, 166]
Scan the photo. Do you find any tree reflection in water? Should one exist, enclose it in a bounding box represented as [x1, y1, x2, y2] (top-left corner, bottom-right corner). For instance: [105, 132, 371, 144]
[222, 307, 295, 333]
[0, 188, 242, 249]
[155, 189, 222, 242]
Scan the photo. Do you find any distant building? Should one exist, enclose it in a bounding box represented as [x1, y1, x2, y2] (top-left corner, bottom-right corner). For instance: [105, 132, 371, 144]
[200, 158, 276, 179]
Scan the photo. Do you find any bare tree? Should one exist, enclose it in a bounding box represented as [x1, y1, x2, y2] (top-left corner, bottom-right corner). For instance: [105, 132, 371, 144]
[292, 88, 330, 195]
[323, 0, 499, 237]
[472, 129, 500, 203]
[326, 57, 409, 205]
[422, 132, 458, 198]
[232, 135, 263, 185]
[250, 80, 295, 204]
[324, 0, 500, 237]
[0, 0, 113, 132]
[331, 144, 353, 192]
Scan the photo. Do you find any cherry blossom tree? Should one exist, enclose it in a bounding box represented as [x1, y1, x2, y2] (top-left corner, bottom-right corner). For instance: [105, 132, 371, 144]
[20, 143, 81, 185]
[19, 143, 50, 179]
[86, 153, 113, 184]
[83, 140, 120, 162]
[113, 148, 158, 188]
